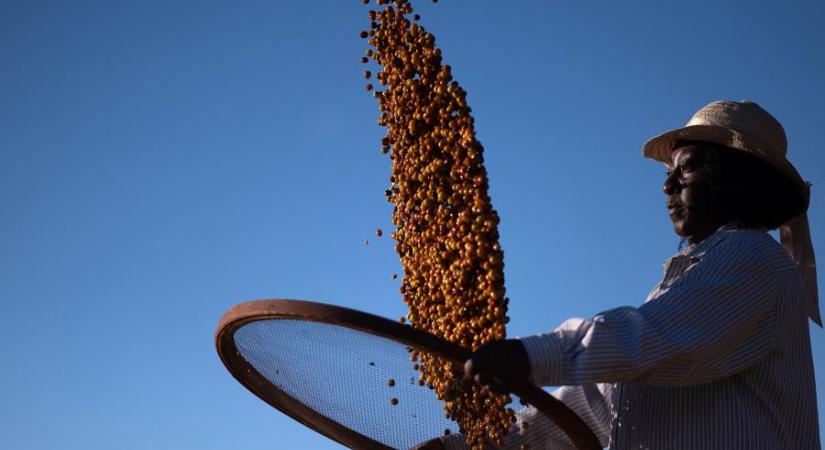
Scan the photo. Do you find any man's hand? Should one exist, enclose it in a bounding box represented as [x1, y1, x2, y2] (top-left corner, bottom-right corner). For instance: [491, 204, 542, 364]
[464, 339, 531, 394]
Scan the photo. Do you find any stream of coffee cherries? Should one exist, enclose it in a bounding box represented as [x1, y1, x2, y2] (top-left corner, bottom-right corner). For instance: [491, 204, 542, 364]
[361, 1, 516, 448]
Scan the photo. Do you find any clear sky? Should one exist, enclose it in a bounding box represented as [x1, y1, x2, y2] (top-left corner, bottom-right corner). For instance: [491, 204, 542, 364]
[1, 1, 824, 449]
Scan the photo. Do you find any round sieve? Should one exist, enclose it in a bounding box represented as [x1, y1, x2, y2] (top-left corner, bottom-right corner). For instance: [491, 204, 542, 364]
[215, 299, 600, 450]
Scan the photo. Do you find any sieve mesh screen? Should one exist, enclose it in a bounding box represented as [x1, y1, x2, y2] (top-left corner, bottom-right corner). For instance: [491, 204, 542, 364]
[234, 319, 530, 449]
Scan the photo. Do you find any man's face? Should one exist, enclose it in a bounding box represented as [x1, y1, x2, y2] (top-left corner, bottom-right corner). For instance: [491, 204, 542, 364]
[664, 144, 723, 244]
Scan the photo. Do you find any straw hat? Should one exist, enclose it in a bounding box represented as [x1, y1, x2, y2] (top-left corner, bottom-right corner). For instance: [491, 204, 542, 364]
[642, 100, 819, 326]
[642, 100, 809, 200]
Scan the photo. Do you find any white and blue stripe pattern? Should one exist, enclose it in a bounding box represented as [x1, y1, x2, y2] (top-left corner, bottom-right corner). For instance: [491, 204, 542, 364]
[442, 226, 820, 449]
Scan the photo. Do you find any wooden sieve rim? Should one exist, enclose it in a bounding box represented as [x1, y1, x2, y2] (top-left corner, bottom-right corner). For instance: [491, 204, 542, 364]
[215, 299, 601, 450]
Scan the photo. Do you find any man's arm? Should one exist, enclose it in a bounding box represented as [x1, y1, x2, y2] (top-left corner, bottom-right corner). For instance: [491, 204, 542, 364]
[522, 239, 780, 387]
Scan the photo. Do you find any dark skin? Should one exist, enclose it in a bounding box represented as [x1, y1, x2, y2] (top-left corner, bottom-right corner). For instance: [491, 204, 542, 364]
[663, 144, 731, 244]
[462, 143, 730, 399]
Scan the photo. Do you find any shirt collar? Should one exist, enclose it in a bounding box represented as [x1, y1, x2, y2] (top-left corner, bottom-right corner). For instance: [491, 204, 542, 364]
[671, 222, 746, 262]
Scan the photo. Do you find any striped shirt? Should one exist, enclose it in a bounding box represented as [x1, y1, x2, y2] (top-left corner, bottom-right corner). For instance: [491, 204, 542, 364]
[442, 226, 820, 449]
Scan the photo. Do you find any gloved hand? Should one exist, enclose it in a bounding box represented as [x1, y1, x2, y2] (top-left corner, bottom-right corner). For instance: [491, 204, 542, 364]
[463, 339, 531, 394]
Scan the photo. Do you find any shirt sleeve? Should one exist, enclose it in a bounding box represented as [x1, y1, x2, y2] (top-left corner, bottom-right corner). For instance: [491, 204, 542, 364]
[439, 383, 612, 450]
[520, 239, 780, 387]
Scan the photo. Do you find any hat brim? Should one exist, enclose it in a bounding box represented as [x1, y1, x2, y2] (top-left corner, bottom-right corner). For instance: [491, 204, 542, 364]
[642, 124, 809, 201]
[643, 124, 742, 164]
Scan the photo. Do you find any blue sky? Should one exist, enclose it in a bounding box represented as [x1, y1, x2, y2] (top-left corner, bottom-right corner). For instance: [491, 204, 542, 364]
[1, 1, 823, 448]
